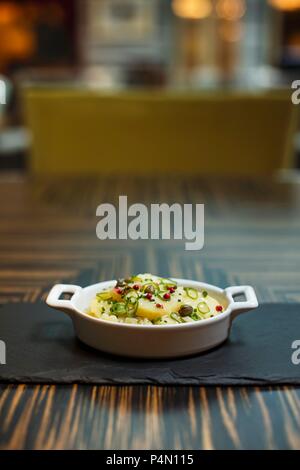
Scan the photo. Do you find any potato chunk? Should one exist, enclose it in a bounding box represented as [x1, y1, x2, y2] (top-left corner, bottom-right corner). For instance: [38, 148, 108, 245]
[137, 297, 178, 321]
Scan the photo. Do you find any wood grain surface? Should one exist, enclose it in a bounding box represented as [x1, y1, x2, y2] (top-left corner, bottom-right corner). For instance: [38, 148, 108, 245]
[0, 174, 300, 449]
[0, 385, 300, 450]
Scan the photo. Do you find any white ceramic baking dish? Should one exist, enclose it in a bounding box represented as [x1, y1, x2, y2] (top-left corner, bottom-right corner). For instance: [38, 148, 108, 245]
[46, 279, 258, 358]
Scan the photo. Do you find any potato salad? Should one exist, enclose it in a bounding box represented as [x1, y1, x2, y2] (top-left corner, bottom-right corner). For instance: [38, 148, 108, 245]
[88, 274, 225, 325]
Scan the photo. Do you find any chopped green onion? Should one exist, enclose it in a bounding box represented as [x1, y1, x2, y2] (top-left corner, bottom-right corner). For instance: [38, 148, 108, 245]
[184, 287, 199, 300]
[142, 282, 157, 294]
[157, 283, 168, 293]
[111, 302, 127, 316]
[191, 312, 200, 321]
[130, 276, 142, 283]
[96, 291, 112, 301]
[124, 288, 139, 312]
[159, 278, 177, 288]
[170, 312, 184, 323]
[124, 289, 139, 301]
[202, 290, 208, 298]
[156, 291, 166, 301]
[197, 301, 210, 314]
[126, 297, 139, 316]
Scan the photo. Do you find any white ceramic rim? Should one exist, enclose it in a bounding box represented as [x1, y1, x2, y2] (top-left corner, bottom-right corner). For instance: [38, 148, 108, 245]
[46, 278, 258, 331]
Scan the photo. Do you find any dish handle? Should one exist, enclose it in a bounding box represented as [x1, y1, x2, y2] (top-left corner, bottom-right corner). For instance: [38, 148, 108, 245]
[225, 285, 258, 320]
[46, 284, 82, 316]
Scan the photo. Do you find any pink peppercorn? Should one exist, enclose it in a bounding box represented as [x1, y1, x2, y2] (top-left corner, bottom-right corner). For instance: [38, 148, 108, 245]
[115, 288, 122, 294]
[146, 293, 152, 300]
[133, 284, 140, 290]
[156, 303, 163, 308]
[215, 305, 223, 312]
[163, 292, 171, 300]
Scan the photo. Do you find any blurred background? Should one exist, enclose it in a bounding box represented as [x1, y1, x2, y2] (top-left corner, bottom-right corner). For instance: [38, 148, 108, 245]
[0, 1, 299, 315]
[0, 0, 299, 174]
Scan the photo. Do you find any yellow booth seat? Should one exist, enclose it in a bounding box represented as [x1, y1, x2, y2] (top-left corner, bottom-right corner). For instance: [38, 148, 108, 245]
[23, 88, 298, 175]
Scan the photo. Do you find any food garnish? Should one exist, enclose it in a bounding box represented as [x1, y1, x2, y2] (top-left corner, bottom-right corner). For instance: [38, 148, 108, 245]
[88, 274, 225, 325]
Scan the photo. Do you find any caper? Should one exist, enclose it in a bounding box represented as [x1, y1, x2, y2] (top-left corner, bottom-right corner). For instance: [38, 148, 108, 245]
[116, 278, 126, 287]
[144, 284, 155, 294]
[178, 304, 193, 317]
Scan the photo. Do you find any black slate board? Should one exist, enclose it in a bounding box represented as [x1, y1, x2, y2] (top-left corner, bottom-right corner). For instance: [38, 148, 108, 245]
[0, 302, 299, 385]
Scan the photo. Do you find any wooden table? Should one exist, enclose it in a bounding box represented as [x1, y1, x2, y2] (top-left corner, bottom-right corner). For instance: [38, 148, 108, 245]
[0, 174, 300, 450]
